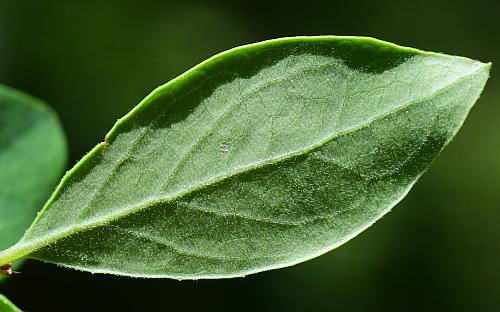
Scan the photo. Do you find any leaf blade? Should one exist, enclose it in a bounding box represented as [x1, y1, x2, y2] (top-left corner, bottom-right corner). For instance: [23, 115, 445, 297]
[0, 36, 490, 279]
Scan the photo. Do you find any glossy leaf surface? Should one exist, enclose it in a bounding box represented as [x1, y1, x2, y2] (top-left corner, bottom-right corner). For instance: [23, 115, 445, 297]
[0, 37, 490, 279]
[0, 85, 67, 280]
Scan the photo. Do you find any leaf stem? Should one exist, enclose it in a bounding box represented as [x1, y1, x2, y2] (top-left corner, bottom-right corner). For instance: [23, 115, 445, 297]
[0, 244, 31, 266]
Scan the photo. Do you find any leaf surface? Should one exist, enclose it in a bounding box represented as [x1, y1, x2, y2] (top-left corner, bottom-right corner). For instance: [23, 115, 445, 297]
[0, 294, 22, 312]
[0, 36, 490, 279]
[0, 85, 67, 280]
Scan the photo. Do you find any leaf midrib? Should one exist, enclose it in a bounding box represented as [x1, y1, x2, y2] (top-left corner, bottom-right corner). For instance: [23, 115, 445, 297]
[0, 64, 486, 264]
[158, 60, 347, 193]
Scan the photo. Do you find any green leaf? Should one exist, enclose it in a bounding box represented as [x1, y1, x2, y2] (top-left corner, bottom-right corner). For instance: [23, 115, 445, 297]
[0, 294, 22, 312]
[0, 85, 67, 279]
[0, 36, 490, 279]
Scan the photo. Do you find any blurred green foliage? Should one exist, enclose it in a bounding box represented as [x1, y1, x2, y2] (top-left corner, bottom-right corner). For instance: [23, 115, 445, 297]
[0, 0, 498, 311]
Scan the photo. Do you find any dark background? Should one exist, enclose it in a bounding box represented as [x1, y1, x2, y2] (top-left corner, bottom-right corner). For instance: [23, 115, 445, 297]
[1, 0, 499, 311]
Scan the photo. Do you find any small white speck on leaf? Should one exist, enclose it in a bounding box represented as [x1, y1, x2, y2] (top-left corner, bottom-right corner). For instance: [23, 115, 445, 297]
[219, 142, 230, 154]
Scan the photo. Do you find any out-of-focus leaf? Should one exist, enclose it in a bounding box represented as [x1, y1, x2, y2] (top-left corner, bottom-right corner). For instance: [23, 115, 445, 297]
[0, 293, 22, 312]
[0, 85, 67, 280]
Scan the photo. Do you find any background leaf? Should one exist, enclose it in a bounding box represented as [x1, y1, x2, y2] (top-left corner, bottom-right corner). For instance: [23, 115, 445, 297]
[0, 293, 22, 312]
[0, 85, 67, 281]
[0, 37, 489, 279]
